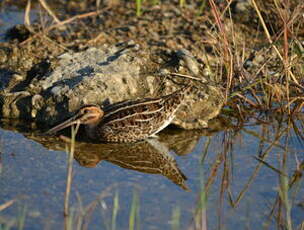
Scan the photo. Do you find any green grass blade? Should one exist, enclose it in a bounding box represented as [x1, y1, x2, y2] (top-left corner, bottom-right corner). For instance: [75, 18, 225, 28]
[136, 0, 142, 16]
[111, 191, 120, 230]
[171, 206, 180, 230]
[179, 0, 185, 7]
[17, 205, 27, 230]
[129, 190, 140, 230]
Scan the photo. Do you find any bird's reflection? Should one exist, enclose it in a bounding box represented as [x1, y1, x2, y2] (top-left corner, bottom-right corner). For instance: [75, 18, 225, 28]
[0, 118, 227, 190]
[69, 138, 190, 190]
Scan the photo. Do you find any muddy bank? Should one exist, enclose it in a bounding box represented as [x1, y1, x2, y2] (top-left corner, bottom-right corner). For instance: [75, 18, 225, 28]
[0, 0, 303, 126]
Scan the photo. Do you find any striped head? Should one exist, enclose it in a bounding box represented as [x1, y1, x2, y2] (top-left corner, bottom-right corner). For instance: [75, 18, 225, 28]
[76, 106, 104, 125]
[46, 105, 104, 134]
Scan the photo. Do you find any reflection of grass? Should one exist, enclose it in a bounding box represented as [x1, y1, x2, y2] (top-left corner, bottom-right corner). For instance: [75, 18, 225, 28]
[111, 191, 119, 230]
[0, 144, 2, 176]
[187, 174, 207, 230]
[196, 117, 304, 229]
[129, 189, 140, 230]
[17, 205, 27, 230]
[187, 140, 209, 230]
[279, 156, 292, 230]
[0, 204, 27, 230]
[171, 206, 180, 230]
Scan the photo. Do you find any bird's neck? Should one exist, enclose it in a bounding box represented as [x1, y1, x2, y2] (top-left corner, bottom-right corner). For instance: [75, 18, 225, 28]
[85, 120, 100, 140]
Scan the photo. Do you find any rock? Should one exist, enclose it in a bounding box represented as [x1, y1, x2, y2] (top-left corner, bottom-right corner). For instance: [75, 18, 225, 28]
[0, 42, 224, 129]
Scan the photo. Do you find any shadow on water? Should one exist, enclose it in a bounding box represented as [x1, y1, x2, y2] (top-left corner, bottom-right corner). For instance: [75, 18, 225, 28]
[0, 114, 304, 229]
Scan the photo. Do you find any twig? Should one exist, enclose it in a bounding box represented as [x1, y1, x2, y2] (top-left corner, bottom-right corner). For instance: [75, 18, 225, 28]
[24, 0, 34, 33]
[168, 72, 207, 83]
[20, 10, 103, 46]
[60, 135, 72, 143]
[24, 0, 31, 26]
[38, 0, 61, 23]
[234, 93, 259, 108]
[251, 0, 299, 85]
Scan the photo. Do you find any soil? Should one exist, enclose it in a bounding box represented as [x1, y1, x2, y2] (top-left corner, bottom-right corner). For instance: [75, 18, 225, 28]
[0, 1, 298, 72]
[0, 0, 303, 117]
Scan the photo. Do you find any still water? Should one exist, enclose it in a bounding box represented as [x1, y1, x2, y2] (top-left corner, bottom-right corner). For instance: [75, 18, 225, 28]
[0, 5, 303, 230]
[0, 5, 37, 42]
[0, 116, 303, 230]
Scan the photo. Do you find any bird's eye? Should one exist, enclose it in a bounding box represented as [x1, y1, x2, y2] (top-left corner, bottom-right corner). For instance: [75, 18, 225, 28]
[81, 108, 88, 114]
[84, 109, 91, 114]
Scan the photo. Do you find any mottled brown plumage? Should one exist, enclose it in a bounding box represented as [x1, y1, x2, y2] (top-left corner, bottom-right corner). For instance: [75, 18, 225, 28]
[46, 85, 191, 143]
[73, 140, 189, 190]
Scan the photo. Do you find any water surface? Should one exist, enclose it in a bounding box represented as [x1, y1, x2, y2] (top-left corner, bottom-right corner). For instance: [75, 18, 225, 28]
[0, 116, 303, 230]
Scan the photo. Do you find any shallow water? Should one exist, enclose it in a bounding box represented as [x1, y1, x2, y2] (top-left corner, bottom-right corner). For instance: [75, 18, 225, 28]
[0, 5, 37, 42]
[0, 5, 303, 230]
[0, 116, 303, 230]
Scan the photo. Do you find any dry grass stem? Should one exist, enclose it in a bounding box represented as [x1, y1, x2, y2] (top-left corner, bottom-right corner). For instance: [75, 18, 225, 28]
[20, 10, 103, 46]
[0, 199, 16, 212]
[235, 93, 259, 108]
[38, 0, 61, 23]
[168, 73, 207, 83]
[24, 0, 33, 32]
[64, 123, 80, 230]
[251, 0, 299, 85]
[79, 184, 120, 230]
[205, 151, 225, 193]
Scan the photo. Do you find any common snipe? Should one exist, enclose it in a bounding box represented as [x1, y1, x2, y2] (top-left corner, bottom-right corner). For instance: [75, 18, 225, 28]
[46, 85, 191, 143]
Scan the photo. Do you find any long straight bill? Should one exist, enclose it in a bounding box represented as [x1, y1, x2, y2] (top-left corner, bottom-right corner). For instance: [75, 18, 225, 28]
[45, 115, 81, 135]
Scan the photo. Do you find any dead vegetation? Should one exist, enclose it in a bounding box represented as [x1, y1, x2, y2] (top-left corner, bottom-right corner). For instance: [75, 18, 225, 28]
[1, 0, 303, 120]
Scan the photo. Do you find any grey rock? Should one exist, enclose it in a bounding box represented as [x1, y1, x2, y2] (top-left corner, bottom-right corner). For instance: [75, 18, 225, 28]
[0, 42, 224, 129]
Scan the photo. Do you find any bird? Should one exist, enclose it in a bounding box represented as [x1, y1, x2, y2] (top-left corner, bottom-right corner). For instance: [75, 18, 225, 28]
[46, 85, 192, 143]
